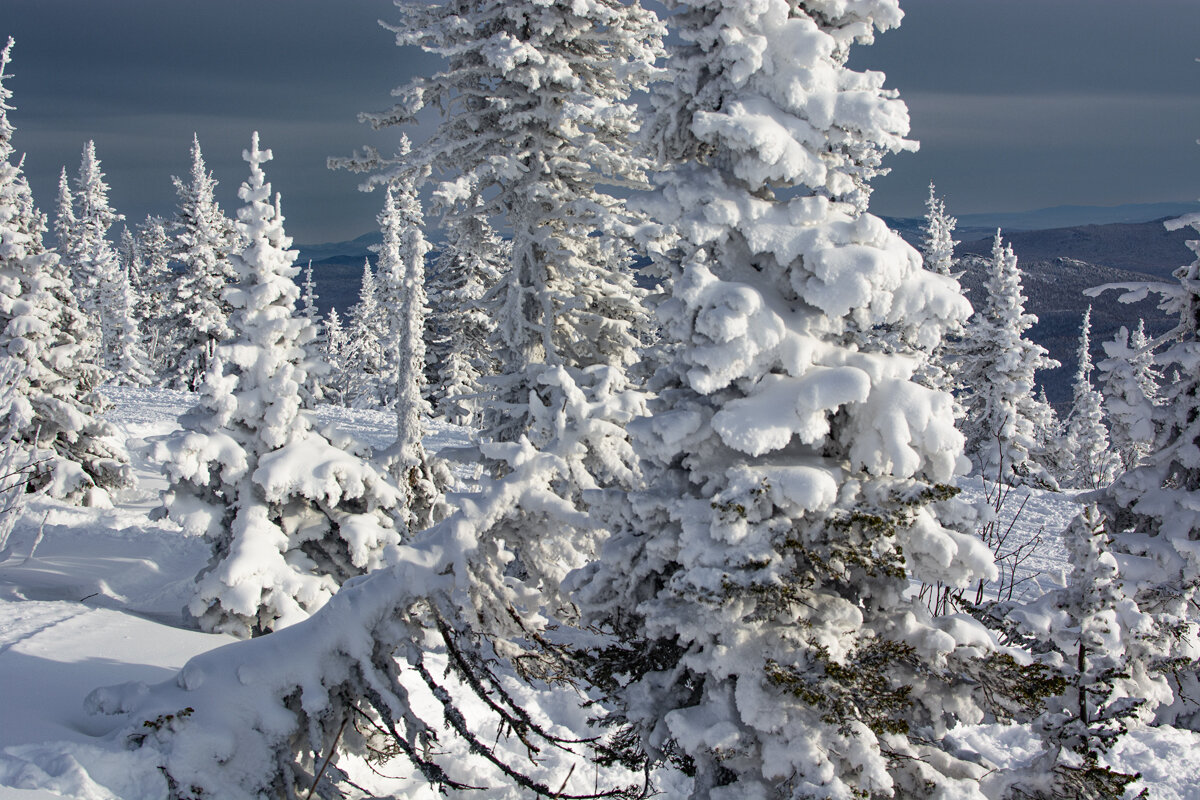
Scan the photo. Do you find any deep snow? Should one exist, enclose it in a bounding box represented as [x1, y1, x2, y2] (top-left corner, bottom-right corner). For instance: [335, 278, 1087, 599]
[0, 387, 1196, 799]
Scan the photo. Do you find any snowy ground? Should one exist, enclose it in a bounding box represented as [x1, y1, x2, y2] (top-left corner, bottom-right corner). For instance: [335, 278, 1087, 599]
[0, 388, 1196, 799]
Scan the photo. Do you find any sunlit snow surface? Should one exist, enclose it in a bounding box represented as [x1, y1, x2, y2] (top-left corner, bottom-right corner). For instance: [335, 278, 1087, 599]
[0, 387, 1194, 799]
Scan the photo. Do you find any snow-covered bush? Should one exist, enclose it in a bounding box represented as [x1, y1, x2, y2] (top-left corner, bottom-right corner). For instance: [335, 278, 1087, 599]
[154, 134, 404, 638]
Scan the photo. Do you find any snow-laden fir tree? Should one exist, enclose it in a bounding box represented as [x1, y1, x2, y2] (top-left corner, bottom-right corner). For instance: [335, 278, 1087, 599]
[342, 257, 387, 405]
[0, 38, 130, 502]
[958, 230, 1060, 486]
[914, 182, 963, 404]
[53, 167, 81, 280]
[320, 305, 348, 406]
[371, 178, 444, 533]
[424, 197, 505, 426]
[107, 260, 152, 386]
[165, 134, 239, 390]
[1089, 203, 1200, 727]
[1098, 320, 1160, 474]
[133, 216, 175, 374]
[72, 140, 125, 375]
[1005, 505, 1168, 798]
[1059, 307, 1114, 490]
[566, 3, 1030, 797]
[153, 134, 403, 638]
[372, 155, 429, 408]
[296, 260, 326, 407]
[921, 181, 958, 277]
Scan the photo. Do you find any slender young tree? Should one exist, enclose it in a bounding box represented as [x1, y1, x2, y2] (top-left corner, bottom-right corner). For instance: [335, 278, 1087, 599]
[296, 260, 326, 407]
[570, 4, 1025, 797]
[1060, 307, 1114, 489]
[915, 182, 964, 404]
[343, 257, 386, 405]
[135, 215, 175, 374]
[166, 134, 239, 390]
[958, 231, 1059, 486]
[154, 134, 403, 638]
[0, 38, 130, 502]
[73, 140, 125, 375]
[373, 178, 444, 533]
[321, 305, 348, 406]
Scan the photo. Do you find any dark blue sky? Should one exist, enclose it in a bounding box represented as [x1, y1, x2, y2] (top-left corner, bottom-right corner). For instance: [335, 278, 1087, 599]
[4, 0, 1200, 243]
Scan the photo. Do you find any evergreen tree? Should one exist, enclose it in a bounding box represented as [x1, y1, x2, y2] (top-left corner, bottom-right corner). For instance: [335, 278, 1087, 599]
[915, 182, 963, 403]
[321, 305, 348, 406]
[52, 167, 81, 283]
[108, 261, 152, 386]
[134, 216, 175, 375]
[373, 158, 429, 410]
[1098, 320, 1160, 474]
[166, 134, 239, 390]
[570, 4, 1014, 797]
[373, 179, 443, 533]
[0, 38, 130, 502]
[343, 258, 386, 405]
[958, 231, 1059, 486]
[1060, 307, 1114, 489]
[921, 181, 958, 277]
[1092, 205, 1200, 726]
[296, 260, 325, 407]
[154, 134, 403, 637]
[424, 198, 505, 426]
[73, 140, 125, 375]
[1006, 506, 1167, 798]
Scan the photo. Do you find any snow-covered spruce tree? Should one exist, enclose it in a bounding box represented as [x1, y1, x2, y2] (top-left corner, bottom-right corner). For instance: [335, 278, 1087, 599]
[134, 216, 175, 374]
[321, 305, 348, 406]
[73, 140, 125, 375]
[1005, 505, 1167, 798]
[424, 196, 505, 426]
[153, 134, 403, 638]
[296, 260, 326, 407]
[342, 257, 386, 405]
[958, 230, 1060, 486]
[165, 134, 239, 391]
[1059, 307, 1114, 490]
[914, 182, 963, 404]
[563, 4, 1039, 797]
[107, 260, 152, 387]
[0, 38, 130, 502]
[53, 167, 81, 277]
[1088, 204, 1200, 727]
[921, 181, 958, 277]
[1098, 320, 1160, 474]
[372, 179, 444, 533]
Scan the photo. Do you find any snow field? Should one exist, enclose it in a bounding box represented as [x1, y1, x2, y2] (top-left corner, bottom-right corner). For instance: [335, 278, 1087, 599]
[0, 389, 1197, 798]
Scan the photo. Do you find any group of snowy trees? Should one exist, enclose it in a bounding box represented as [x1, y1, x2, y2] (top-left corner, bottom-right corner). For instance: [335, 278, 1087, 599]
[5, 0, 1200, 795]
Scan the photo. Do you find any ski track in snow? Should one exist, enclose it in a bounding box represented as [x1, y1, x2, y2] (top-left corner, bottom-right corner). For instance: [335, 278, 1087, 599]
[4, 387, 1196, 798]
